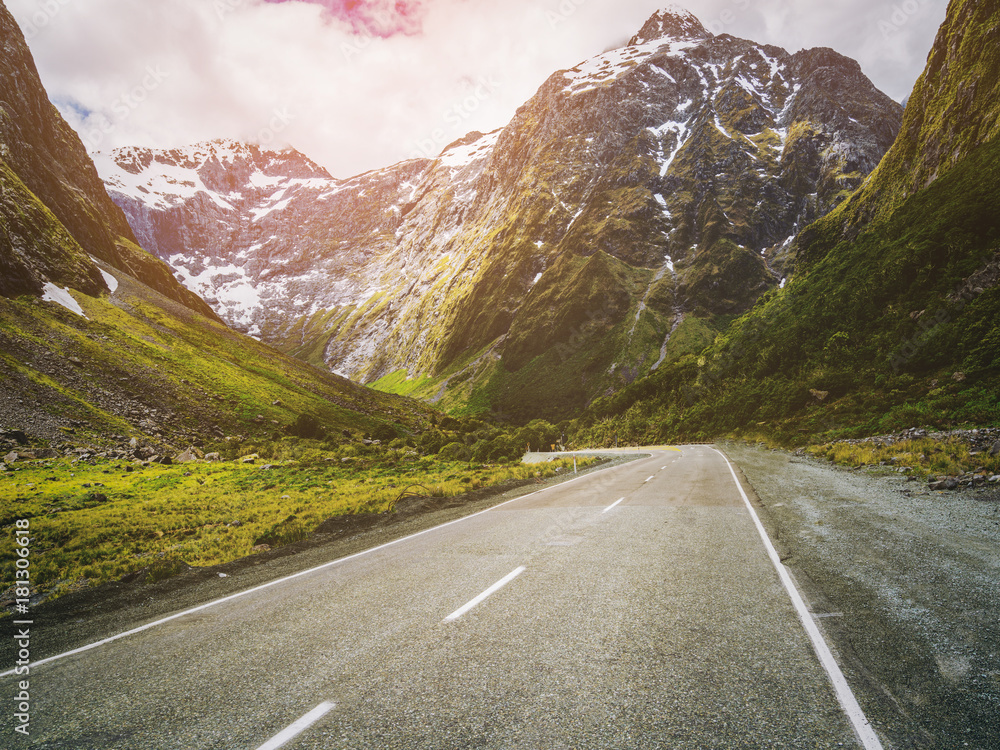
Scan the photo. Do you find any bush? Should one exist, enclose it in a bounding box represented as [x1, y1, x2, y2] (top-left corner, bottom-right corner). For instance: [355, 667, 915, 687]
[371, 423, 400, 443]
[288, 414, 324, 440]
[438, 442, 471, 462]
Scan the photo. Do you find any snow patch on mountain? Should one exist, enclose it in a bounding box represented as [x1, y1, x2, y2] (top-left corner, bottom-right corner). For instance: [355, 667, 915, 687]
[438, 130, 501, 170]
[42, 283, 87, 318]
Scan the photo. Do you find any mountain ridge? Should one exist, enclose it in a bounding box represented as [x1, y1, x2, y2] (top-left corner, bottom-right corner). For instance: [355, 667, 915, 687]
[572, 0, 1000, 446]
[0, 2, 218, 319]
[99, 7, 903, 420]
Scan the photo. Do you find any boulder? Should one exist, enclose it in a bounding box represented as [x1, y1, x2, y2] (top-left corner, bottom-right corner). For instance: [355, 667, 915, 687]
[205, 452, 221, 462]
[990, 440, 1000, 457]
[174, 446, 205, 463]
[929, 478, 959, 491]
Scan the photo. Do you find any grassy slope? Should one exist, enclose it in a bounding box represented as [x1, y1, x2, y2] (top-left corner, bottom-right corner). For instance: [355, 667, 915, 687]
[799, 0, 1000, 248]
[0, 267, 431, 449]
[372, 251, 682, 421]
[572, 135, 1000, 447]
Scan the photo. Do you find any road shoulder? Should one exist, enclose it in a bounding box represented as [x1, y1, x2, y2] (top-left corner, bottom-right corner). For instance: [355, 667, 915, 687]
[722, 441, 1000, 749]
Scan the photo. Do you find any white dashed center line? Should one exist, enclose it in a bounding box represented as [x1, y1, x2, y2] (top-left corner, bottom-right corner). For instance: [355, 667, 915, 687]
[602, 497, 626, 514]
[256, 702, 335, 750]
[444, 567, 526, 622]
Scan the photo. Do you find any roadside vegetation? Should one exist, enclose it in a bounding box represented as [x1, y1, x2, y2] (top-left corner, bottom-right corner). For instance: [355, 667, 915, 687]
[0, 425, 589, 604]
[805, 436, 1000, 480]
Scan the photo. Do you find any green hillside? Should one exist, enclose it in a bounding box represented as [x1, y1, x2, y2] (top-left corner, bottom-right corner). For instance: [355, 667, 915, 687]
[570, 0, 1000, 447]
[0, 263, 430, 449]
[573, 135, 1000, 446]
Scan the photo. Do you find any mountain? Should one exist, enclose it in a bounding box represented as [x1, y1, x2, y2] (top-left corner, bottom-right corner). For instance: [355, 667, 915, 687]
[99, 7, 902, 420]
[0, 1, 431, 455]
[0, 5, 215, 317]
[798, 0, 1000, 255]
[573, 0, 1000, 445]
[93, 141, 350, 336]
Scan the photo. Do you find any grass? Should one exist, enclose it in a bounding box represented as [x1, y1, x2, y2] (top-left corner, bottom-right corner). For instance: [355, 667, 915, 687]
[806, 437, 1000, 479]
[0, 448, 594, 602]
[0, 270, 431, 448]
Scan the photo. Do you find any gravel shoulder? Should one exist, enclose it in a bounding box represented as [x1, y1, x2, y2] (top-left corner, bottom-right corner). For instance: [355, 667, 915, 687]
[722, 441, 1000, 750]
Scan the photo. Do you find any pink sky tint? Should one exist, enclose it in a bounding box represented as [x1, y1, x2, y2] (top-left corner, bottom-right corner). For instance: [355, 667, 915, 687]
[263, 0, 428, 36]
[8, 0, 948, 179]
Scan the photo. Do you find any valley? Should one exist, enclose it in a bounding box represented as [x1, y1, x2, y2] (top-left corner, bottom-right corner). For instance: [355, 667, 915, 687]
[1, 0, 999, 745]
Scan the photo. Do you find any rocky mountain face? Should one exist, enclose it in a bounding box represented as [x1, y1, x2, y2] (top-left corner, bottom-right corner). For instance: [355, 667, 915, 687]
[0, 2, 215, 317]
[95, 141, 432, 338]
[799, 0, 1000, 256]
[100, 6, 903, 419]
[575, 0, 1000, 453]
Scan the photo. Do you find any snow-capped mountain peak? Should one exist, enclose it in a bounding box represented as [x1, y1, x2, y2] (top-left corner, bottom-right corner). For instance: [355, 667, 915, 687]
[629, 5, 710, 46]
[100, 8, 902, 415]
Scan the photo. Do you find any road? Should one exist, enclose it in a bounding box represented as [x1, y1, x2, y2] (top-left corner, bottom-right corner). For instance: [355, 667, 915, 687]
[3, 447, 876, 749]
[725, 442, 1000, 750]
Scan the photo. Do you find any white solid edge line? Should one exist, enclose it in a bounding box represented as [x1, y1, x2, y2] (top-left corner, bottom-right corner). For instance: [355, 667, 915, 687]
[711, 448, 884, 750]
[1, 454, 652, 678]
[256, 701, 335, 750]
[602, 497, 626, 514]
[444, 566, 526, 622]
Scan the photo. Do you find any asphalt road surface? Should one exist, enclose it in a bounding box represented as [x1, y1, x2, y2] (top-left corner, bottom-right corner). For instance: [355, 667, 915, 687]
[3, 447, 877, 749]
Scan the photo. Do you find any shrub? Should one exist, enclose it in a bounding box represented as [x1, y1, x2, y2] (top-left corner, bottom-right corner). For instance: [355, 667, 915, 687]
[288, 414, 324, 440]
[438, 442, 472, 462]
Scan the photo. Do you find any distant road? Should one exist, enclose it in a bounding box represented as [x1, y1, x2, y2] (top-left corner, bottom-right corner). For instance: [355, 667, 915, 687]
[3, 447, 880, 749]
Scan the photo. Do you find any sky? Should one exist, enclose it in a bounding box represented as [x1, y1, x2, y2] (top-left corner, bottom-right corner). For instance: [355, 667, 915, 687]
[9, 0, 949, 179]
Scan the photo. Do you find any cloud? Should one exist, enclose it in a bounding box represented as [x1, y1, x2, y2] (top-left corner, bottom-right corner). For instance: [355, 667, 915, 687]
[262, 0, 428, 36]
[8, 0, 948, 178]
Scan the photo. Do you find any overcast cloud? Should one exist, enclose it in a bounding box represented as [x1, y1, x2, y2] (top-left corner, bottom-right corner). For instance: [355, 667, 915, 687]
[8, 0, 948, 178]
